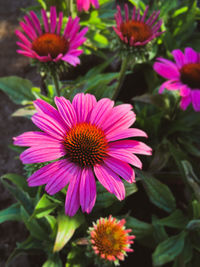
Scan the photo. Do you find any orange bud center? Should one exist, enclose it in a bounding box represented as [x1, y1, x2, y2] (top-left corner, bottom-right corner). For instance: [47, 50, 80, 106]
[64, 123, 108, 167]
[180, 63, 200, 89]
[120, 20, 152, 43]
[32, 33, 68, 58]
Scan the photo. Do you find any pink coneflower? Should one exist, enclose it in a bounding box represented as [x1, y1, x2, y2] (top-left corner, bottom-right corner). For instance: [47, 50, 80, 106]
[15, 6, 88, 66]
[89, 215, 135, 264]
[14, 93, 151, 216]
[113, 4, 163, 47]
[77, 0, 99, 12]
[153, 47, 200, 111]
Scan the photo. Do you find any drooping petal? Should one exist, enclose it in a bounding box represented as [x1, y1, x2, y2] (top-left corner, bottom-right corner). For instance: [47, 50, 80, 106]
[27, 159, 68, 186]
[191, 90, 200, 111]
[80, 168, 96, 213]
[45, 160, 80, 195]
[94, 164, 125, 200]
[104, 157, 135, 183]
[65, 168, 82, 216]
[184, 47, 199, 64]
[180, 96, 192, 110]
[108, 149, 143, 169]
[171, 49, 185, 69]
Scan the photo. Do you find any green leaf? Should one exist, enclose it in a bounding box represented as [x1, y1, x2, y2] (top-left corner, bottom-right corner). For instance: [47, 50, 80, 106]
[42, 254, 62, 267]
[20, 206, 49, 241]
[186, 219, 200, 231]
[0, 203, 21, 224]
[157, 209, 188, 229]
[139, 171, 176, 213]
[152, 231, 186, 266]
[6, 236, 43, 267]
[1, 175, 34, 215]
[32, 194, 58, 219]
[53, 212, 84, 252]
[0, 76, 34, 104]
[1, 173, 32, 194]
[192, 200, 200, 219]
[152, 216, 168, 244]
[125, 216, 153, 239]
[12, 107, 35, 118]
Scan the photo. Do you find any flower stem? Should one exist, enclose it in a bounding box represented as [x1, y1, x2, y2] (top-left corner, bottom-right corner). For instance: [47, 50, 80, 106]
[52, 72, 60, 97]
[67, 0, 73, 16]
[112, 57, 129, 100]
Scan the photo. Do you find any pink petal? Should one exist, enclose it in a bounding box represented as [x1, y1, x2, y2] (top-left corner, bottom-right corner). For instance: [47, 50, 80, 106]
[50, 6, 57, 33]
[89, 98, 114, 127]
[108, 149, 143, 169]
[191, 90, 200, 111]
[13, 131, 60, 147]
[80, 168, 96, 213]
[72, 93, 97, 123]
[180, 96, 191, 110]
[184, 47, 199, 64]
[65, 168, 82, 216]
[45, 160, 80, 195]
[104, 157, 135, 183]
[28, 159, 67, 186]
[94, 163, 125, 200]
[55, 96, 77, 128]
[154, 58, 179, 79]
[171, 49, 185, 69]
[41, 9, 49, 32]
[56, 12, 63, 34]
[106, 128, 146, 142]
[20, 143, 66, 164]
[109, 140, 152, 155]
[32, 113, 66, 140]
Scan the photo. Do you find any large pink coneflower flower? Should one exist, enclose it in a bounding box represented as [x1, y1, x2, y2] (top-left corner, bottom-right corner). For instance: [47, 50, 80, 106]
[113, 4, 163, 47]
[89, 215, 135, 264]
[154, 47, 200, 111]
[77, 0, 99, 12]
[14, 93, 151, 216]
[15, 6, 88, 66]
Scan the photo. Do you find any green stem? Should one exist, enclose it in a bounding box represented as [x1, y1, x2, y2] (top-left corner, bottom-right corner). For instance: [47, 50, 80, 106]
[67, 0, 73, 16]
[52, 72, 60, 97]
[112, 57, 129, 100]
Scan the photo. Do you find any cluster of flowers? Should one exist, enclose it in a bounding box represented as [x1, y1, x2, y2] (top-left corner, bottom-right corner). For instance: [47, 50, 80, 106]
[13, 0, 200, 264]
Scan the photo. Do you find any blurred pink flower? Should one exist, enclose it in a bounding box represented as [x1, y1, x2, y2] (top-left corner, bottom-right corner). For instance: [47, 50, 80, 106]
[14, 93, 151, 216]
[154, 47, 200, 111]
[77, 0, 99, 12]
[15, 6, 88, 66]
[113, 4, 163, 46]
[89, 215, 135, 264]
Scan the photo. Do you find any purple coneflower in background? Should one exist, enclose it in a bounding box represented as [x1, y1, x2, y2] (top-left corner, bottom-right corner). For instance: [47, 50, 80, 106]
[113, 4, 163, 47]
[15, 6, 88, 66]
[14, 93, 151, 216]
[89, 215, 135, 264]
[154, 47, 200, 111]
[77, 0, 99, 12]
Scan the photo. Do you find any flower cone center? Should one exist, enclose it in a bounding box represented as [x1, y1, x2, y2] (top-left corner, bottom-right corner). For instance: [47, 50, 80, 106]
[92, 221, 126, 258]
[64, 123, 108, 167]
[32, 33, 68, 58]
[180, 63, 200, 89]
[120, 20, 152, 42]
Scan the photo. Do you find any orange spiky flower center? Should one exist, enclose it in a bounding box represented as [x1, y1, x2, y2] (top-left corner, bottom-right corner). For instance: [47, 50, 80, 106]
[180, 63, 200, 89]
[64, 122, 108, 167]
[120, 20, 152, 42]
[90, 217, 134, 262]
[32, 33, 68, 58]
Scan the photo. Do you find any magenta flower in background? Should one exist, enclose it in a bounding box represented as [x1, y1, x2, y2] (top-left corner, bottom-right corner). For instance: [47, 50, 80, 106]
[15, 6, 88, 66]
[113, 4, 163, 47]
[77, 0, 99, 12]
[14, 93, 151, 216]
[154, 47, 200, 111]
